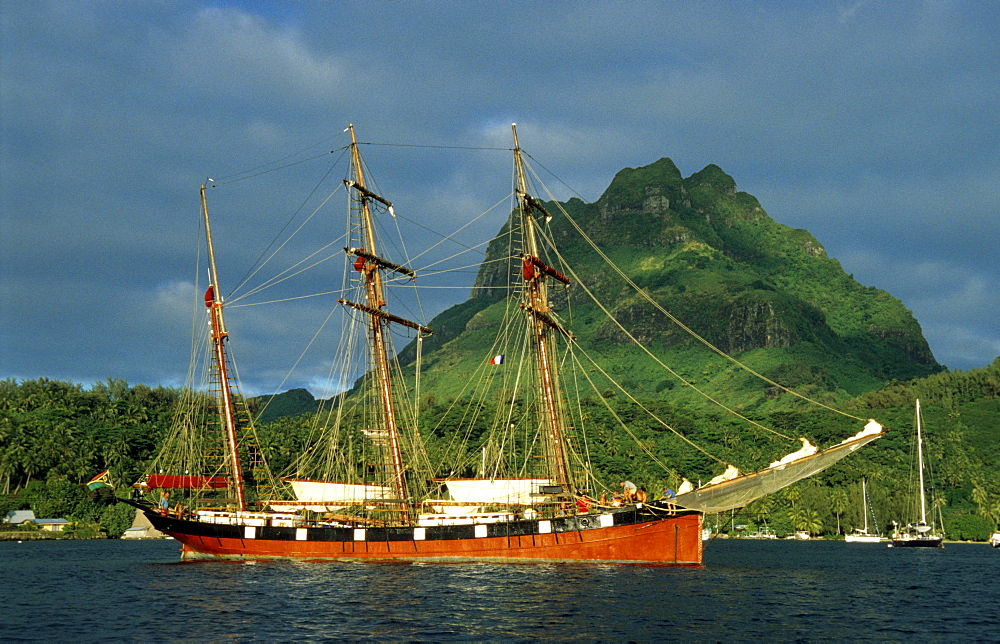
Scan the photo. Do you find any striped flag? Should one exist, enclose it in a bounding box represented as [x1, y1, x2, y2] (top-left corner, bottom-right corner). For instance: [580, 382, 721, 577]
[86, 470, 111, 490]
[490, 355, 505, 365]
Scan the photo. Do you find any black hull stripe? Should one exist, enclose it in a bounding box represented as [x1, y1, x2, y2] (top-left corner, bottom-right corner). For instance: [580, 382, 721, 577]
[147, 505, 699, 543]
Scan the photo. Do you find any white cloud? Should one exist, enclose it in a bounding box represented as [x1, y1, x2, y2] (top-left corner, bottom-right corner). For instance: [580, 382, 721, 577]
[155, 6, 346, 107]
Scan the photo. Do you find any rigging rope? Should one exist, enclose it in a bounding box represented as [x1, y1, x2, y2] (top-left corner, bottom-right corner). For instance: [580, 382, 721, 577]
[548, 238, 797, 443]
[570, 341, 729, 464]
[512, 179, 794, 443]
[230, 245, 342, 305]
[249, 300, 336, 412]
[207, 150, 337, 187]
[356, 141, 511, 151]
[383, 193, 513, 266]
[229, 181, 345, 302]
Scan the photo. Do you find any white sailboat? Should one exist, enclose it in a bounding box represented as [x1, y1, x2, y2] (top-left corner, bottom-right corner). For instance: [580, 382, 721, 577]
[890, 399, 944, 548]
[844, 479, 882, 543]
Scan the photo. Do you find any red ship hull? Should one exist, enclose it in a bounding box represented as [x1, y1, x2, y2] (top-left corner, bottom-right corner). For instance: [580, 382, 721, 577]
[146, 506, 703, 565]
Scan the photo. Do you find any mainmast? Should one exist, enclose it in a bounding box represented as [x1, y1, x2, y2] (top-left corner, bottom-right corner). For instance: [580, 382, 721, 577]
[200, 185, 247, 512]
[339, 125, 430, 523]
[511, 124, 575, 497]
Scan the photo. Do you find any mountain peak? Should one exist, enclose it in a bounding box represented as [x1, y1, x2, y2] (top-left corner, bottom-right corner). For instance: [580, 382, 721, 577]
[407, 155, 941, 404]
[686, 164, 737, 194]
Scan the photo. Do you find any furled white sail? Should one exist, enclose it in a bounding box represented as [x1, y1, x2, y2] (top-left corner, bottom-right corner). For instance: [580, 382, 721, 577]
[706, 464, 741, 486]
[768, 438, 817, 468]
[443, 478, 551, 505]
[672, 422, 885, 513]
[269, 479, 392, 512]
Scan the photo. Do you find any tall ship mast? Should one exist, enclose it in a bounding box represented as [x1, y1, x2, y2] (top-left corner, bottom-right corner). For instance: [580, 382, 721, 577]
[512, 124, 575, 499]
[200, 185, 248, 512]
[337, 124, 431, 523]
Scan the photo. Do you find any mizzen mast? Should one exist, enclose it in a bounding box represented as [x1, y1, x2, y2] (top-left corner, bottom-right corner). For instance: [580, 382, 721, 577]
[200, 185, 247, 512]
[511, 124, 575, 499]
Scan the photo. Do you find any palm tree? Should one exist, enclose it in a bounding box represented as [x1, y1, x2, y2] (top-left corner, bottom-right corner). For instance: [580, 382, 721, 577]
[747, 496, 774, 527]
[791, 507, 824, 536]
[784, 485, 801, 509]
[0, 414, 16, 494]
[831, 488, 849, 535]
[971, 483, 991, 519]
[988, 500, 1000, 527]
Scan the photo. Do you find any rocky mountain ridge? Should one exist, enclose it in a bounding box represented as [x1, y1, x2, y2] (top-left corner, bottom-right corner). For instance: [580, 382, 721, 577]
[400, 157, 941, 406]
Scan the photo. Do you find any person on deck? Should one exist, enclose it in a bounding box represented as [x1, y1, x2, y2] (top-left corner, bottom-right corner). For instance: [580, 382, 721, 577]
[620, 480, 637, 502]
[159, 490, 171, 516]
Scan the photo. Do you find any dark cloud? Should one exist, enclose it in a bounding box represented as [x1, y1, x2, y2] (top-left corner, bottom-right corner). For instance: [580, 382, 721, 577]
[2, 1, 997, 395]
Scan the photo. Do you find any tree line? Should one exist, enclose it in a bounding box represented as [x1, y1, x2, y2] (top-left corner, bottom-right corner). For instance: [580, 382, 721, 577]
[2, 359, 998, 540]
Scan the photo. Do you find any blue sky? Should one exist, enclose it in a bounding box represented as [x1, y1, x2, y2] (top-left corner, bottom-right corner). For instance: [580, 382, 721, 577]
[1, 0, 997, 395]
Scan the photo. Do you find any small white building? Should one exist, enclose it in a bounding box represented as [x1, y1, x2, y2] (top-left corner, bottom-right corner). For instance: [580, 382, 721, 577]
[4, 510, 37, 524]
[3, 510, 70, 532]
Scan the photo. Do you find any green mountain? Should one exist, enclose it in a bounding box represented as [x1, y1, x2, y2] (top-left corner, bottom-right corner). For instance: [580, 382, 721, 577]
[401, 158, 941, 408]
[250, 388, 320, 425]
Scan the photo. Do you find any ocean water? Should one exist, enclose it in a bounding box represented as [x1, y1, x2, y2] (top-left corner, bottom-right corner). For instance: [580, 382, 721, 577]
[1, 538, 996, 641]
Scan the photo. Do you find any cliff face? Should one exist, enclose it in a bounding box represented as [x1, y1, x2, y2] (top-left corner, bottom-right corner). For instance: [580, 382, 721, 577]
[409, 157, 941, 402]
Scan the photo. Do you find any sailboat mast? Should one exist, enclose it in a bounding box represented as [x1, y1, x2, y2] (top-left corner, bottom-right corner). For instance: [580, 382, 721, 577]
[200, 185, 247, 512]
[862, 479, 869, 533]
[347, 125, 410, 521]
[511, 124, 574, 495]
[916, 398, 927, 524]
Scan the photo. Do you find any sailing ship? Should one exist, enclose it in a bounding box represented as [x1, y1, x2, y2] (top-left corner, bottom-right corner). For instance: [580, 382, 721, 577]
[890, 399, 944, 548]
[118, 125, 886, 564]
[844, 479, 882, 543]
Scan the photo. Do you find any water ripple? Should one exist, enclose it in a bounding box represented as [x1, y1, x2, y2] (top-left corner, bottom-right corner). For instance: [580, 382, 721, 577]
[1, 539, 997, 640]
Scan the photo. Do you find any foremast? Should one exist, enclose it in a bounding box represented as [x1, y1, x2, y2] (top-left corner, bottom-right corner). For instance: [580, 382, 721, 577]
[511, 124, 576, 500]
[200, 185, 247, 512]
[339, 124, 430, 524]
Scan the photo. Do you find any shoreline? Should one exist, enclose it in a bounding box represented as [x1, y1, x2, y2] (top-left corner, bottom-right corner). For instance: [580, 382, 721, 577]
[0, 532, 107, 541]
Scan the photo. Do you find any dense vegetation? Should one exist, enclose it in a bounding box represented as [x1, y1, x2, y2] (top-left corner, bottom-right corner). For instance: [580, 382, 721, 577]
[2, 359, 998, 539]
[0, 378, 174, 537]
